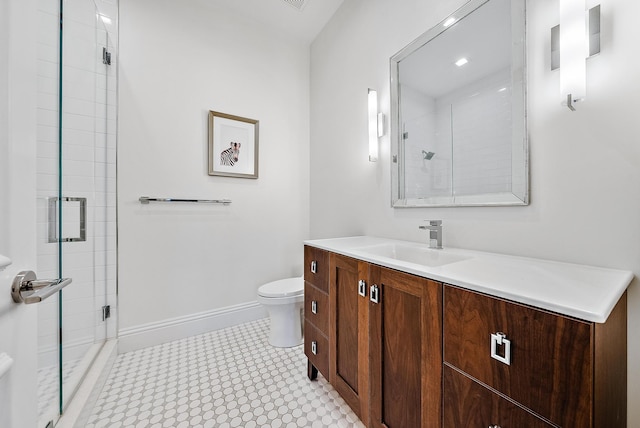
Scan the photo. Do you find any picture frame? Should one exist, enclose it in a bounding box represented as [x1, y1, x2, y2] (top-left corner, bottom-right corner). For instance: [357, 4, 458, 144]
[208, 110, 259, 179]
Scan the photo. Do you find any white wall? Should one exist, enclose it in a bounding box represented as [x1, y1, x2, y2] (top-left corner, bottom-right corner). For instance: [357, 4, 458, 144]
[118, 0, 310, 332]
[310, 0, 640, 425]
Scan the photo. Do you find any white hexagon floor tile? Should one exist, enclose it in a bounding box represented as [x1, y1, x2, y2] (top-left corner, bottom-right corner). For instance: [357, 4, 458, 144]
[86, 318, 365, 428]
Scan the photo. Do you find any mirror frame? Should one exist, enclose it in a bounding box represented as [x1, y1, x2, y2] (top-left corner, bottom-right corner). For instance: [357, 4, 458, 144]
[390, 0, 529, 208]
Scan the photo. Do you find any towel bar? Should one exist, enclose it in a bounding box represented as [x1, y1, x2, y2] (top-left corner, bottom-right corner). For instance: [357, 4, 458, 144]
[139, 196, 232, 205]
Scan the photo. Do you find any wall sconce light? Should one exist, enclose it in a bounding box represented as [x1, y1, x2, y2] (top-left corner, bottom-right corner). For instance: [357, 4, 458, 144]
[551, 2, 600, 111]
[368, 88, 384, 162]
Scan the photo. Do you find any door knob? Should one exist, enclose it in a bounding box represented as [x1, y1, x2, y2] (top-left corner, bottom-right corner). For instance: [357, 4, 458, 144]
[11, 270, 72, 304]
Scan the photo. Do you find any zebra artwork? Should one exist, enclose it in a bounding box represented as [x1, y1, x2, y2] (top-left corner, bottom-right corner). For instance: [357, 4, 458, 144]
[220, 142, 241, 166]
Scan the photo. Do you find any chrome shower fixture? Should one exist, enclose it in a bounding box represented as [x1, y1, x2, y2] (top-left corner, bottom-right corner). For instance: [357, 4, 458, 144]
[422, 150, 435, 160]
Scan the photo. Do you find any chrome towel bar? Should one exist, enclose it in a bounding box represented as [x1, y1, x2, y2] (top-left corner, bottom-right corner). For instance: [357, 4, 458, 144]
[11, 271, 72, 304]
[139, 196, 232, 205]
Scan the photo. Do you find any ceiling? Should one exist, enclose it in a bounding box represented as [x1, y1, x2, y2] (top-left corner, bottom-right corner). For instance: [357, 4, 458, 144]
[399, 0, 512, 98]
[197, 0, 345, 44]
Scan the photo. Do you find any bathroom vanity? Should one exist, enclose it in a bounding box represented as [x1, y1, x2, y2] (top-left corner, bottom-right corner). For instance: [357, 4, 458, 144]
[303, 236, 632, 428]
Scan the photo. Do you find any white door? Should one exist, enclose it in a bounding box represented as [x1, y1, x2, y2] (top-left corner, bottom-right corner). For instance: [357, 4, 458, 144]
[1, 0, 42, 427]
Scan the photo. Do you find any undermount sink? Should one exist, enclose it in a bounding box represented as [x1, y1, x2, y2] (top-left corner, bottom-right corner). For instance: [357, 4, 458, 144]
[354, 243, 470, 267]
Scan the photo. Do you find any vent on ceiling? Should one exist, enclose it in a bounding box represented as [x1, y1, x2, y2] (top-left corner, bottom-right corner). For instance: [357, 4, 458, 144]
[282, 0, 307, 12]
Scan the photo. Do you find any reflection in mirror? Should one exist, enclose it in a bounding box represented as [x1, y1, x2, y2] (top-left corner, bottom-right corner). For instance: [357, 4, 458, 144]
[390, 0, 528, 207]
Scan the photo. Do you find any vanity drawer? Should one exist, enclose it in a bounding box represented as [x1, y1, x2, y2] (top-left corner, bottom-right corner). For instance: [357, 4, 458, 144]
[443, 365, 554, 428]
[443, 285, 593, 427]
[304, 320, 329, 378]
[304, 282, 329, 334]
[304, 246, 329, 293]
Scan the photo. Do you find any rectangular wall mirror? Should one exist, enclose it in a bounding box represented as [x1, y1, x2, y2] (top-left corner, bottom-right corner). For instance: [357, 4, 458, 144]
[390, 0, 528, 207]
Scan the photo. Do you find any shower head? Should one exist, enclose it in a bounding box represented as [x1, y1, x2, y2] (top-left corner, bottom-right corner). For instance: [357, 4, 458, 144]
[422, 150, 435, 160]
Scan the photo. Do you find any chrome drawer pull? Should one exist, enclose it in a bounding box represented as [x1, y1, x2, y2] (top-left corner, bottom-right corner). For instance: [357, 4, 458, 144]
[370, 284, 380, 304]
[311, 341, 318, 355]
[489, 425, 502, 428]
[490, 332, 511, 365]
[358, 280, 367, 297]
[310, 261, 317, 274]
[311, 300, 318, 314]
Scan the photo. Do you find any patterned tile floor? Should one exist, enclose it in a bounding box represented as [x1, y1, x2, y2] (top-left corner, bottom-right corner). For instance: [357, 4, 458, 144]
[87, 319, 365, 427]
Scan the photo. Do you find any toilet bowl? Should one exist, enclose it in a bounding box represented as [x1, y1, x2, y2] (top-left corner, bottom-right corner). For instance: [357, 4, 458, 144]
[257, 277, 304, 348]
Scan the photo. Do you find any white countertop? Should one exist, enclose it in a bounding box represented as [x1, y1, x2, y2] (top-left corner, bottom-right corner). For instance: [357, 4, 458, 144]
[304, 236, 634, 323]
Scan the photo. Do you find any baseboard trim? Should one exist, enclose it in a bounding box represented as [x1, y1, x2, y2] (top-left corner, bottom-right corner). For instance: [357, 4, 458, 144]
[118, 301, 268, 353]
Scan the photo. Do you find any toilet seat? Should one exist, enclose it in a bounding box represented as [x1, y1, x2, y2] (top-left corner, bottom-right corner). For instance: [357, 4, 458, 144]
[258, 277, 303, 298]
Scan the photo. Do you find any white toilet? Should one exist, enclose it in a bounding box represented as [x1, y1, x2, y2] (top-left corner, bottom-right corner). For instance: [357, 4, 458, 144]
[257, 277, 304, 348]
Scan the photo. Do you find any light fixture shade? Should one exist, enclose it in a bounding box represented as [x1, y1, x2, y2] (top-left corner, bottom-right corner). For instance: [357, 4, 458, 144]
[559, 0, 587, 105]
[368, 89, 379, 162]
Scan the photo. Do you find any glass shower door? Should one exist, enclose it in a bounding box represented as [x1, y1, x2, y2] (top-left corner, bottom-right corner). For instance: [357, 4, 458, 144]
[35, 0, 64, 423]
[35, 0, 117, 426]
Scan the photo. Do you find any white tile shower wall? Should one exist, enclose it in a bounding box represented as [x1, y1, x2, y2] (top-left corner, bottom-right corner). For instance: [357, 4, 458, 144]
[435, 68, 512, 197]
[401, 85, 452, 199]
[401, 70, 511, 200]
[35, 0, 118, 372]
[448, 69, 512, 196]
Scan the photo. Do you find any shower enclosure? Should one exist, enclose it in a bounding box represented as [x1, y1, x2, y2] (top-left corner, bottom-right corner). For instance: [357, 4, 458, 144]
[36, 0, 118, 426]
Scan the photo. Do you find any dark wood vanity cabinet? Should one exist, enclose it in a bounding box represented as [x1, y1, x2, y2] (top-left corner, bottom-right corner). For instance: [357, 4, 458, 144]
[303, 246, 628, 428]
[443, 284, 627, 428]
[304, 248, 442, 428]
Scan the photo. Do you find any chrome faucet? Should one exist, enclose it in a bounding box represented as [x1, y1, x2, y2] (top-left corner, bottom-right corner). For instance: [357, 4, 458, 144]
[419, 220, 443, 249]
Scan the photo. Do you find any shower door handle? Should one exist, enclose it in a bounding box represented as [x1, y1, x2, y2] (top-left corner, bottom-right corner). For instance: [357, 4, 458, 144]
[48, 197, 87, 243]
[11, 270, 72, 304]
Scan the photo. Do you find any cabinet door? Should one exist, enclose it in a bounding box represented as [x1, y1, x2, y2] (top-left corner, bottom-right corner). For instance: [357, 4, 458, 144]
[329, 254, 370, 425]
[369, 266, 442, 428]
[443, 365, 555, 428]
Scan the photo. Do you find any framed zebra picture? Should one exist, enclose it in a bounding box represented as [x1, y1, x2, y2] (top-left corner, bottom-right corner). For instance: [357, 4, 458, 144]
[208, 110, 259, 179]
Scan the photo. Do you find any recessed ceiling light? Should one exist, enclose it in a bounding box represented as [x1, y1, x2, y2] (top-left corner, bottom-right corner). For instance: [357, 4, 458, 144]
[443, 17, 456, 27]
[455, 58, 468, 67]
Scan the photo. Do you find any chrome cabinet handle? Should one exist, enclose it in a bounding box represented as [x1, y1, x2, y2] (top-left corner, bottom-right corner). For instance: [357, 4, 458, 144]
[11, 270, 72, 304]
[358, 280, 367, 297]
[310, 261, 317, 274]
[311, 300, 318, 314]
[311, 341, 318, 355]
[489, 425, 502, 428]
[370, 284, 380, 304]
[490, 332, 511, 365]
